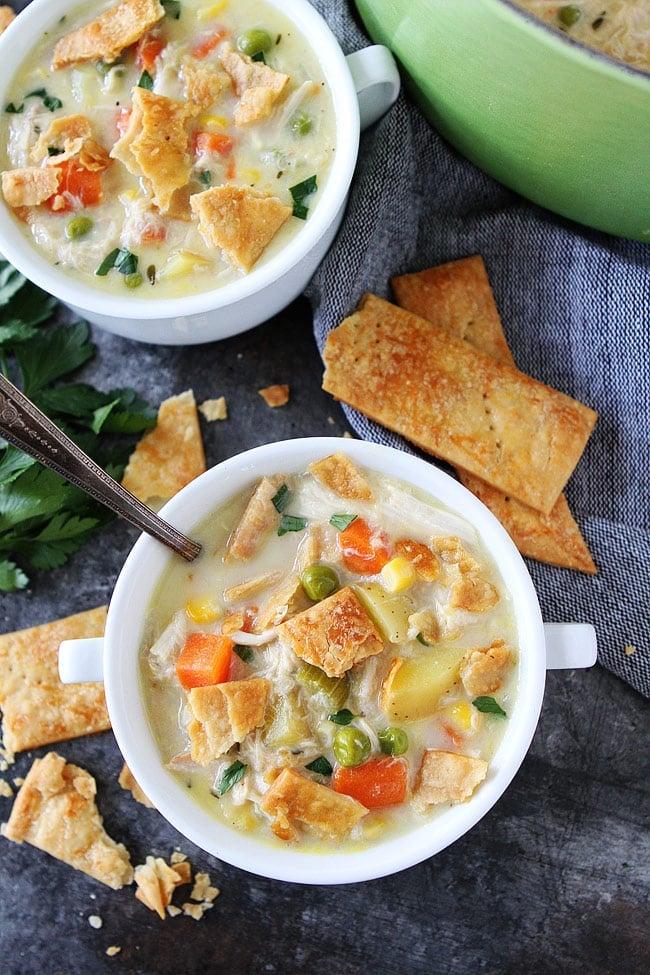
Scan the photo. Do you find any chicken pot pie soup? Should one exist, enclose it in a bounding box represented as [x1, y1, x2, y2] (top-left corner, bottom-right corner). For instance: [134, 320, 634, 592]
[140, 453, 519, 851]
[0, 0, 336, 298]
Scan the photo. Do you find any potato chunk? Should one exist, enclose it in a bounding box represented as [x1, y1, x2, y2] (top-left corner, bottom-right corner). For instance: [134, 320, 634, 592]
[380, 646, 467, 722]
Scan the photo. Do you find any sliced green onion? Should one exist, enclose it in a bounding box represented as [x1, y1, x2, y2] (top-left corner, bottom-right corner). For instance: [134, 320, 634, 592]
[137, 70, 154, 90]
[277, 514, 307, 536]
[162, 0, 181, 19]
[305, 756, 333, 776]
[233, 644, 253, 663]
[329, 513, 357, 531]
[289, 174, 317, 219]
[271, 483, 291, 512]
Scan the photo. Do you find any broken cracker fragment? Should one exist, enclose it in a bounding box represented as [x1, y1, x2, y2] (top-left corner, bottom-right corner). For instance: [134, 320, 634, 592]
[52, 0, 165, 69]
[118, 763, 154, 808]
[221, 48, 289, 125]
[258, 384, 290, 408]
[121, 389, 206, 506]
[259, 767, 367, 841]
[1, 167, 60, 208]
[134, 854, 191, 919]
[0, 6, 15, 36]
[199, 396, 227, 421]
[3, 752, 133, 889]
[412, 749, 488, 813]
[308, 452, 373, 500]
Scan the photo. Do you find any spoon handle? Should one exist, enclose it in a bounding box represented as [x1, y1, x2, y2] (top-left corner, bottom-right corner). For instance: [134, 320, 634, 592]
[0, 373, 201, 562]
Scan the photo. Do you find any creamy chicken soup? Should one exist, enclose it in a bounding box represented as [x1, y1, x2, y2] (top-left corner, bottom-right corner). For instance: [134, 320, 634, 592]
[0, 0, 335, 297]
[140, 454, 519, 851]
[512, 1, 650, 72]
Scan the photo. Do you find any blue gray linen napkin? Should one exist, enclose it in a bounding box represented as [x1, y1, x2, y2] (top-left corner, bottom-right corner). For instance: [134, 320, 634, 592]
[306, 1, 650, 697]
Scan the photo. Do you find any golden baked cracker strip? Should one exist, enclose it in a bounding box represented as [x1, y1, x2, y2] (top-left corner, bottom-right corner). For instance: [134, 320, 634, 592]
[2, 752, 134, 889]
[190, 185, 292, 272]
[0, 606, 109, 761]
[392, 255, 515, 366]
[308, 452, 373, 500]
[30, 114, 93, 163]
[187, 678, 270, 765]
[52, 0, 165, 70]
[121, 389, 206, 506]
[111, 87, 195, 214]
[0, 6, 15, 36]
[259, 767, 367, 842]
[322, 294, 597, 515]
[393, 257, 596, 573]
[1, 167, 59, 207]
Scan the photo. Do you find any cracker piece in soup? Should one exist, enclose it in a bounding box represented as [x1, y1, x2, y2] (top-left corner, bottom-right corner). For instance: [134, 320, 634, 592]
[226, 475, 284, 561]
[1, 167, 59, 207]
[308, 452, 373, 500]
[52, 0, 165, 69]
[221, 48, 290, 125]
[460, 640, 513, 697]
[187, 678, 270, 765]
[259, 767, 368, 841]
[277, 586, 385, 678]
[412, 750, 488, 812]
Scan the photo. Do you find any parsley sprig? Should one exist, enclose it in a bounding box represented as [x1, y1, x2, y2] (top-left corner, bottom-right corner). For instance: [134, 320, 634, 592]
[0, 261, 157, 591]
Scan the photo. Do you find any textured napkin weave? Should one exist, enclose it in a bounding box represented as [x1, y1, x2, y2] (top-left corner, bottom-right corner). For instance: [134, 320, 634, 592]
[306, 1, 650, 697]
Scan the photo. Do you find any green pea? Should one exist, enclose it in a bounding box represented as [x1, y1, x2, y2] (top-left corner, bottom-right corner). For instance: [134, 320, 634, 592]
[333, 726, 371, 768]
[558, 5, 581, 27]
[236, 28, 273, 58]
[378, 726, 409, 757]
[289, 111, 313, 137]
[123, 272, 143, 289]
[65, 216, 93, 240]
[301, 564, 339, 602]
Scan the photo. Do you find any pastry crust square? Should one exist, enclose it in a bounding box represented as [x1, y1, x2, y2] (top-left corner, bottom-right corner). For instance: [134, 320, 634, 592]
[322, 294, 597, 515]
[0, 606, 109, 761]
[412, 749, 488, 812]
[52, 0, 165, 69]
[2, 752, 133, 889]
[111, 87, 195, 214]
[190, 184, 292, 272]
[259, 767, 367, 841]
[277, 586, 384, 678]
[1, 167, 59, 207]
[221, 49, 289, 125]
[392, 258, 596, 572]
[121, 389, 206, 506]
[308, 452, 373, 500]
[187, 677, 270, 765]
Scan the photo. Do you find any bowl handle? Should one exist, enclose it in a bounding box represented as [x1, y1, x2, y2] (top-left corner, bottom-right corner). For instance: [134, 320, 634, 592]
[346, 45, 401, 130]
[543, 623, 597, 670]
[59, 637, 104, 684]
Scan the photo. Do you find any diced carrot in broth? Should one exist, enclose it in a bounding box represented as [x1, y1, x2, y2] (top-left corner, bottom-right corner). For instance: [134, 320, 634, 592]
[191, 29, 229, 59]
[332, 757, 408, 808]
[338, 517, 391, 575]
[136, 33, 166, 72]
[115, 107, 132, 138]
[193, 131, 234, 157]
[175, 632, 235, 690]
[45, 160, 102, 212]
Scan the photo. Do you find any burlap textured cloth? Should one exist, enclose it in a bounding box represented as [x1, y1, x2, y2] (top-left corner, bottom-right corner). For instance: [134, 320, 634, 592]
[306, 1, 650, 697]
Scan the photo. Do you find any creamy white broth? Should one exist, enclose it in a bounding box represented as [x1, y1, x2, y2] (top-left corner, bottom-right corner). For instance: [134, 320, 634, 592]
[140, 460, 519, 852]
[0, 0, 335, 297]
[512, 1, 650, 72]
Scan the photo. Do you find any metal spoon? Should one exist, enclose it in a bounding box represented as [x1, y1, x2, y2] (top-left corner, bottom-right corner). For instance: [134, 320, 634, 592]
[0, 372, 202, 561]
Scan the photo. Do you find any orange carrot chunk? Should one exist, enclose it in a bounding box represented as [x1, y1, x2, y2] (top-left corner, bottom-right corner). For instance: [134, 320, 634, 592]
[332, 757, 408, 808]
[338, 517, 391, 575]
[136, 33, 166, 72]
[46, 160, 102, 212]
[193, 132, 234, 157]
[175, 632, 235, 690]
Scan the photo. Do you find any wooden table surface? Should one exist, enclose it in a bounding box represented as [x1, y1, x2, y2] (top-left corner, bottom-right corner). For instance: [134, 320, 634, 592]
[0, 297, 648, 975]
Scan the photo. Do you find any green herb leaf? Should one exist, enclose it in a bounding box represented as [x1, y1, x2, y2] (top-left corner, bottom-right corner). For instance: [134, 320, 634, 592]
[0, 264, 26, 306]
[0, 559, 29, 591]
[162, 0, 181, 18]
[328, 708, 356, 726]
[233, 644, 253, 663]
[416, 632, 433, 647]
[277, 514, 307, 536]
[25, 88, 63, 112]
[289, 174, 317, 219]
[95, 248, 138, 277]
[271, 483, 291, 512]
[305, 756, 333, 776]
[5, 102, 24, 114]
[218, 759, 247, 796]
[329, 513, 357, 531]
[198, 169, 211, 187]
[15, 320, 95, 396]
[137, 70, 154, 91]
[472, 696, 507, 717]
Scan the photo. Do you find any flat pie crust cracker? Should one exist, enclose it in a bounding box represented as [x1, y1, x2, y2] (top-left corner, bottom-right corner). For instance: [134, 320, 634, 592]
[322, 293, 597, 515]
[52, 0, 165, 70]
[2, 751, 133, 889]
[392, 257, 597, 573]
[0, 606, 109, 761]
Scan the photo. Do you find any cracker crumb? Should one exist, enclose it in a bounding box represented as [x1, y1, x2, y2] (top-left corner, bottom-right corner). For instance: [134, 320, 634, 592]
[106, 946, 121, 957]
[199, 396, 228, 421]
[166, 904, 182, 917]
[191, 872, 220, 903]
[258, 384, 290, 408]
[170, 851, 187, 864]
[0, 779, 13, 798]
[624, 645, 636, 656]
[88, 914, 103, 929]
[182, 901, 213, 920]
[12, 777, 24, 787]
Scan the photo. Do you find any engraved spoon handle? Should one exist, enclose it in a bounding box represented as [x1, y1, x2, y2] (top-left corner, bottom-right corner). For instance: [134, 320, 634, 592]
[0, 373, 201, 562]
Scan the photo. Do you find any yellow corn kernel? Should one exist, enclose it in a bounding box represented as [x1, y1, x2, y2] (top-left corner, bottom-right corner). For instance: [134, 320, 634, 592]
[444, 702, 473, 731]
[197, 2, 229, 21]
[186, 595, 221, 624]
[380, 556, 416, 593]
[197, 113, 228, 131]
[241, 169, 260, 184]
[118, 188, 138, 203]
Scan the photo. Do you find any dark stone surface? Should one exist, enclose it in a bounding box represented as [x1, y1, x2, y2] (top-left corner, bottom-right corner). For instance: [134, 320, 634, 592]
[0, 297, 648, 975]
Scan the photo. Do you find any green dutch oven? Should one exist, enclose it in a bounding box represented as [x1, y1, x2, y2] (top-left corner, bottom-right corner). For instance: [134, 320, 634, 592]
[354, 0, 650, 242]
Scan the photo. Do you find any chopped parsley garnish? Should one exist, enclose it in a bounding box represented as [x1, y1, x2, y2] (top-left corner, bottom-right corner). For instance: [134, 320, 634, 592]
[137, 70, 154, 90]
[271, 483, 291, 512]
[472, 696, 507, 717]
[162, 0, 181, 19]
[6, 88, 63, 114]
[198, 169, 212, 187]
[277, 514, 307, 536]
[96, 248, 139, 277]
[0, 260, 156, 591]
[305, 756, 333, 776]
[218, 759, 247, 796]
[233, 644, 254, 663]
[329, 513, 357, 531]
[416, 632, 433, 647]
[289, 174, 317, 219]
[328, 708, 356, 726]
